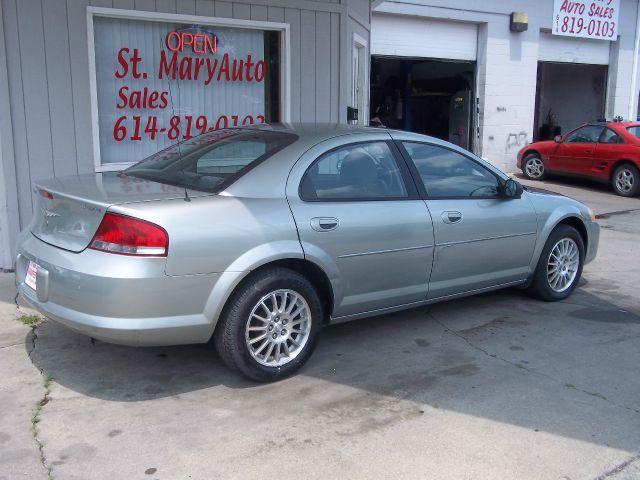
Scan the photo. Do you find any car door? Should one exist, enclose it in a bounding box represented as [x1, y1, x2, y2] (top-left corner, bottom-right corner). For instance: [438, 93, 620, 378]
[286, 134, 435, 318]
[592, 127, 626, 180]
[556, 125, 603, 175]
[397, 139, 538, 299]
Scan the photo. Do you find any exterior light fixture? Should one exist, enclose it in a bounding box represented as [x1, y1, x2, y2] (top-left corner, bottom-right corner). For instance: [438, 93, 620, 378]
[510, 12, 528, 32]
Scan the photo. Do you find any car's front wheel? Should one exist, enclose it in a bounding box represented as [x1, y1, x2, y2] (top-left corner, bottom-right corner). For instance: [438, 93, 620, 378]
[214, 267, 323, 382]
[522, 153, 547, 180]
[527, 224, 584, 301]
[612, 164, 640, 197]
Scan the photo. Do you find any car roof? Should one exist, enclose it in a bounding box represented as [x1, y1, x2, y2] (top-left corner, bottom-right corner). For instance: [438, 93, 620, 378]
[248, 122, 390, 142]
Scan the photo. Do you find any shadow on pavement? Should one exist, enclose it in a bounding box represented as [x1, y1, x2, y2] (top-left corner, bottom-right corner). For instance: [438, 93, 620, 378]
[26, 282, 640, 452]
[513, 172, 614, 194]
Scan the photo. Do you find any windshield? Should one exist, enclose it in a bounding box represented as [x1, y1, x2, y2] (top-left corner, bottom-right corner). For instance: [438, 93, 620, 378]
[627, 126, 640, 139]
[124, 129, 297, 193]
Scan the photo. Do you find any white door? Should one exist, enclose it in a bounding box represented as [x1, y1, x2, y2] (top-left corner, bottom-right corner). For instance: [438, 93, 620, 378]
[352, 33, 367, 125]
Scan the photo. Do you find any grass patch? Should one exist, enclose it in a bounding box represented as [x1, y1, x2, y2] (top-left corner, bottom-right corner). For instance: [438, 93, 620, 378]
[17, 314, 41, 329]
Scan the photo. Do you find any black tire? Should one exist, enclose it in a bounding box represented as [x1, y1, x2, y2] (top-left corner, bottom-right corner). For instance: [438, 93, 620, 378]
[521, 153, 547, 180]
[611, 164, 640, 197]
[214, 267, 323, 382]
[527, 224, 584, 302]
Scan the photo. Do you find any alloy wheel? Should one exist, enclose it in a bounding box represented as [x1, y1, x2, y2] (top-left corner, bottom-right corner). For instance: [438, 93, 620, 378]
[525, 157, 545, 179]
[615, 168, 635, 194]
[547, 238, 580, 293]
[245, 289, 312, 367]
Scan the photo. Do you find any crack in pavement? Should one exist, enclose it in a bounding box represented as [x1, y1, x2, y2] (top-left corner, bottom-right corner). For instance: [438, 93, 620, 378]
[594, 453, 640, 479]
[26, 323, 55, 480]
[595, 208, 640, 220]
[430, 314, 640, 416]
[18, 290, 55, 480]
[0, 342, 26, 349]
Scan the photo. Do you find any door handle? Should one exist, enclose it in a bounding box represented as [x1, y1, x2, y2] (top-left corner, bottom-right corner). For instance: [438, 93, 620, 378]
[311, 217, 339, 232]
[442, 211, 463, 224]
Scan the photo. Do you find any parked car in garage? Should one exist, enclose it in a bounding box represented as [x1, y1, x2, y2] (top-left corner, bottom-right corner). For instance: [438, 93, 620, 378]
[517, 121, 640, 197]
[16, 124, 599, 381]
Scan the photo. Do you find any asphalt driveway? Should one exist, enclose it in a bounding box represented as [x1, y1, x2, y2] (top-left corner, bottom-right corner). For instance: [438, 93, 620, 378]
[1, 177, 639, 480]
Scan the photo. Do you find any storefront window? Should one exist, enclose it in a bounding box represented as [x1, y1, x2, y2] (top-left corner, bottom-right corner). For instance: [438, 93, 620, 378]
[91, 15, 281, 167]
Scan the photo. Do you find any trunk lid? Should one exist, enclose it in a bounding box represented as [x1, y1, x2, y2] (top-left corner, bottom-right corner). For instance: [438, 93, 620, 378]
[30, 173, 210, 252]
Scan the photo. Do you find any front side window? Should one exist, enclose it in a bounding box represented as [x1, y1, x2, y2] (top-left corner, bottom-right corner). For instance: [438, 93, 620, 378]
[300, 142, 408, 200]
[125, 129, 296, 192]
[599, 128, 624, 144]
[565, 125, 603, 143]
[402, 142, 499, 198]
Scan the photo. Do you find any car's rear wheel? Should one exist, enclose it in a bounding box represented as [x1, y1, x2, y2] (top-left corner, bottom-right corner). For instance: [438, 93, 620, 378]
[522, 153, 547, 180]
[214, 268, 322, 382]
[527, 224, 584, 301]
[612, 164, 640, 197]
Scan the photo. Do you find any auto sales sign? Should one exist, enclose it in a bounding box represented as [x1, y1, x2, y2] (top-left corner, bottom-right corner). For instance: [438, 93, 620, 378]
[553, 0, 620, 40]
[92, 16, 268, 165]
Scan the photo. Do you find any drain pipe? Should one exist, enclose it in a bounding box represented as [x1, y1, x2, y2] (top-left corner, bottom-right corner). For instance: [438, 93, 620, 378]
[629, 0, 640, 120]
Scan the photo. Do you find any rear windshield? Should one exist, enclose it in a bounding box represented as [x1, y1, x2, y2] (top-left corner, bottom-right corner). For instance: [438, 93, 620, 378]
[124, 129, 297, 193]
[627, 126, 640, 139]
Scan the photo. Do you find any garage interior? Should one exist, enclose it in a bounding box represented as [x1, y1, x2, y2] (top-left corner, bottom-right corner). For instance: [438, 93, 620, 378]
[370, 56, 476, 151]
[533, 62, 607, 141]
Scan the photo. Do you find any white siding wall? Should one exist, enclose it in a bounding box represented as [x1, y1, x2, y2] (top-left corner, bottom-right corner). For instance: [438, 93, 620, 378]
[0, 0, 370, 269]
[375, 0, 640, 173]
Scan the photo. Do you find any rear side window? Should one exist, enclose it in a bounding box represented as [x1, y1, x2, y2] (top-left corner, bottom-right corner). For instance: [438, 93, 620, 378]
[125, 130, 297, 192]
[599, 128, 624, 144]
[299, 142, 409, 201]
[402, 142, 499, 198]
[627, 126, 640, 139]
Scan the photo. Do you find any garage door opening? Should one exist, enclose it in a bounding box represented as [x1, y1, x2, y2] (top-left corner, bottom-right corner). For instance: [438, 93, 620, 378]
[370, 57, 476, 151]
[534, 62, 607, 141]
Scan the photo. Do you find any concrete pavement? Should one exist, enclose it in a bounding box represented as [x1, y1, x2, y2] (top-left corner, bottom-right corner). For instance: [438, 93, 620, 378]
[1, 177, 639, 480]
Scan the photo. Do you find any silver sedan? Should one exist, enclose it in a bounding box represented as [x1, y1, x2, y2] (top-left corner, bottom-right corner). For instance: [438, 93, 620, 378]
[15, 124, 599, 381]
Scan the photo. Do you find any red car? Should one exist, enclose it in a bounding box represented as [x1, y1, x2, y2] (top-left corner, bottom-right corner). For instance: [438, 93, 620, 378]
[517, 121, 640, 197]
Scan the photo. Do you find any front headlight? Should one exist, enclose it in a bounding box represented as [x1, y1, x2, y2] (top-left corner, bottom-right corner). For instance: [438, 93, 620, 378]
[587, 207, 596, 222]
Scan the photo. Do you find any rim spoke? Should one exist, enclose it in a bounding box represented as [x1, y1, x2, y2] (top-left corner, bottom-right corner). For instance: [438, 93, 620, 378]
[249, 333, 267, 345]
[263, 342, 275, 361]
[248, 325, 267, 332]
[279, 291, 288, 313]
[285, 297, 298, 314]
[254, 339, 269, 355]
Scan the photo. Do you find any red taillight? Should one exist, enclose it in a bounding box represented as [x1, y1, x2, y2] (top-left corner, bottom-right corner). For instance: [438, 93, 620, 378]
[89, 213, 168, 256]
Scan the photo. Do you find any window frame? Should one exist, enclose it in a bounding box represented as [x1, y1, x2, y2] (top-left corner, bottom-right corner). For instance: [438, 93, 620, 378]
[87, 6, 292, 172]
[298, 140, 419, 203]
[395, 141, 506, 201]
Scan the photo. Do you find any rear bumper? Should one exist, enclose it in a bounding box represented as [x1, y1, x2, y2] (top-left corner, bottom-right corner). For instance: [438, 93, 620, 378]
[15, 232, 220, 346]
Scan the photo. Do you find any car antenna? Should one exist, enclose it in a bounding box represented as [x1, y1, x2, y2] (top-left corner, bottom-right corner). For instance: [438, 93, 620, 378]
[161, 36, 190, 202]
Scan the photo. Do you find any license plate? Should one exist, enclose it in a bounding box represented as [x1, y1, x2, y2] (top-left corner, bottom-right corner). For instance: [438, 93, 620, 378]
[25, 261, 38, 290]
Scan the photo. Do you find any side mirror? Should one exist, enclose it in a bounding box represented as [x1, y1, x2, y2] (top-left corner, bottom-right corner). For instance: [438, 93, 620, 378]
[554, 135, 562, 143]
[502, 178, 523, 199]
